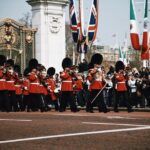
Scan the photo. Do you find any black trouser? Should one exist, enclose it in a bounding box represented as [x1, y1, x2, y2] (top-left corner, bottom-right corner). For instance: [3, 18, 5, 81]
[86, 90, 108, 112]
[60, 91, 77, 112]
[16, 95, 24, 111]
[76, 90, 85, 107]
[8, 91, 18, 112]
[29, 93, 44, 111]
[129, 92, 137, 107]
[146, 96, 150, 107]
[114, 90, 132, 111]
[0, 90, 11, 112]
[23, 95, 29, 111]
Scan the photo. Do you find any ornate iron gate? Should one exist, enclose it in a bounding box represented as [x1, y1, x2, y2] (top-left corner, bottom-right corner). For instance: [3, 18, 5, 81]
[0, 18, 36, 72]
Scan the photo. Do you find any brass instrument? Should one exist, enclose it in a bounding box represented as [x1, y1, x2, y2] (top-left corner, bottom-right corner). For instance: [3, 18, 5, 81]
[64, 66, 78, 80]
[89, 67, 106, 82]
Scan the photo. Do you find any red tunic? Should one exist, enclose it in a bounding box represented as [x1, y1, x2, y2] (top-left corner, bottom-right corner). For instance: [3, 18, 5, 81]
[87, 69, 104, 90]
[60, 71, 73, 91]
[115, 73, 127, 91]
[47, 77, 57, 101]
[74, 79, 83, 91]
[15, 76, 23, 95]
[15, 85, 22, 95]
[39, 76, 48, 95]
[0, 68, 6, 90]
[6, 71, 16, 91]
[28, 72, 40, 94]
[22, 78, 30, 95]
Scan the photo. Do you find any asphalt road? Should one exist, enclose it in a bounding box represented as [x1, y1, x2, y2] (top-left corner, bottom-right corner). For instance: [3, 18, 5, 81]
[0, 111, 150, 150]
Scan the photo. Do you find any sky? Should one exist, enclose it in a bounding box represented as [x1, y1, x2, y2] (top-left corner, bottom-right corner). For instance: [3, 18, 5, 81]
[0, 0, 148, 48]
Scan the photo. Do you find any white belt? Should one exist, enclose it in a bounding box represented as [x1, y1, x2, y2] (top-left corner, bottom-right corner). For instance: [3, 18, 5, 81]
[15, 85, 21, 87]
[0, 79, 6, 81]
[30, 83, 40, 85]
[7, 81, 15, 83]
[118, 82, 125, 84]
[95, 79, 102, 81]
[62, 81, 72, 83]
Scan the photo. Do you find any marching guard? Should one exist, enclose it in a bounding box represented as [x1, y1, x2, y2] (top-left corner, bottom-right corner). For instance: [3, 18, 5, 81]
[0, 55, 10, 112]
[22, 68, 30, 111]
[86, 53, 108, 113]
[114, 61, 133, 112]
[47, 67, 59, 111]
[6, 59, 19, 112]
[28, 59, 44, 112]
[59, 57, 78, 112]
[14, 64, 24, 111]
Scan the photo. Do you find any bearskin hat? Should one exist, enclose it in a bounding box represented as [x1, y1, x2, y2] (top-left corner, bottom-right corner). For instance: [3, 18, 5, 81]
[91, 53, 103, 65]
[14, 64, 21, 74]
[78, 61, 88, 73]
[88, 62, 94, 70]
[37, 64, 46, 71]
[62, 57, 72, 69]
[6, 59, 14, 67]
[47, 67, 55, 76]
[115, 61, 125, 73]
[107, 66, 115, 75]
[24, 67, 30, 77]
[0, 55, 6, 66]
[28, 58, 38, 69]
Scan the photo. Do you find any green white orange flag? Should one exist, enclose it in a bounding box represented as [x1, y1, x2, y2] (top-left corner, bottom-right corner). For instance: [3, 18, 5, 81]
[123, 51, 128, 66]
[119, 46, 123, 61]
[130, 0, 140, 50]
[142, 0, 149, 52]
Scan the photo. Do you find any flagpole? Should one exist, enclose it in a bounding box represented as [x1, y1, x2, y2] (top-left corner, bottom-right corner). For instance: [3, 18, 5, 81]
[148, 48, 150, 69]
[147, 18, 149, 67]
[79, 0, 85, 62]
[73, 43, 75, 65]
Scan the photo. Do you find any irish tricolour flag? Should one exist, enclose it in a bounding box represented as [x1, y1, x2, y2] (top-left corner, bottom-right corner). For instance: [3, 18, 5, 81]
[130, 0, 140, 50]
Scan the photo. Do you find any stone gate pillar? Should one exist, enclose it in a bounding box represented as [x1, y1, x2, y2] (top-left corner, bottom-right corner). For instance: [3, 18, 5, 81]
[27, 0, 68, 72]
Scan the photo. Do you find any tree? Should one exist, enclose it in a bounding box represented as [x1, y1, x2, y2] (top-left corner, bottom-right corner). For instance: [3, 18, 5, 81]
[18, 12, 32, 27]
[129, 48, 141, 69]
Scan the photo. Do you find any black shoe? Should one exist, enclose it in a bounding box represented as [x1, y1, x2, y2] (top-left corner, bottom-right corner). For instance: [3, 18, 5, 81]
[59, 109, 65, 112]
[76, 108, 80, 112]
[89, 110, 94, 113]
[128, 109, 134, 113]
[114, 109, 119, 112]
[40, 108, 45, 112]
[104, 109, 110, 113]
[27, 108, 31, 112]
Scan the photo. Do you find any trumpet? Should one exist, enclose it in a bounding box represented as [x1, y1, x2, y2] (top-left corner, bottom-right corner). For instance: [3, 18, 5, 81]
[66, 66, 78, 77]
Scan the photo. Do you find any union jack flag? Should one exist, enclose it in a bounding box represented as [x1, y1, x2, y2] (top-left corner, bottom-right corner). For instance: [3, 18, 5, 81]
[88, 0, 98, 42]
[69, 0, 78, 43]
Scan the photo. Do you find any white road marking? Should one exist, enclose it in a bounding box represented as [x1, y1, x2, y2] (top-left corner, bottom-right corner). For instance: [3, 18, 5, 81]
[53, 113, 93, 117]
[82, 122, 148, 127]
[0, 126, 150, 144]
[53, 114, 137, 119]
[0, 119, 32, 122]
[106, 116, 137, 119]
